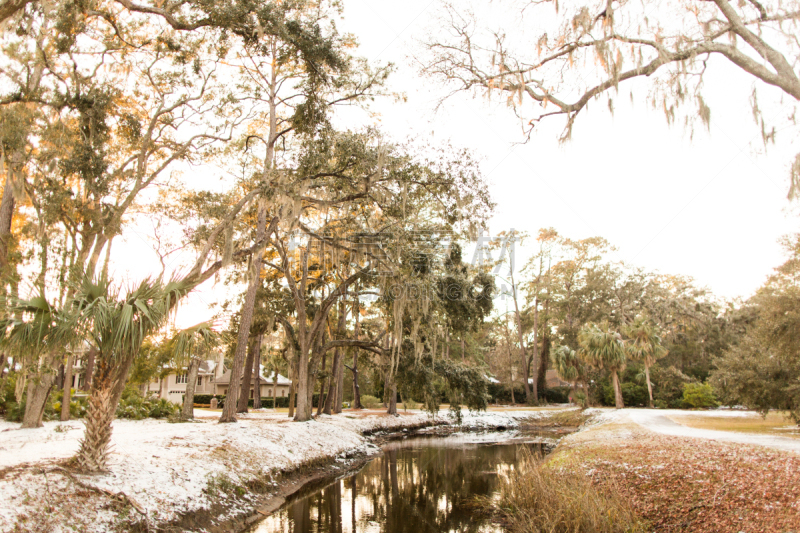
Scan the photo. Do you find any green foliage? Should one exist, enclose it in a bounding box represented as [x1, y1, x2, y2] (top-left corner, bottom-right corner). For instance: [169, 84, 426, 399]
[710, 234, 800, 422]
[540, 386, 571, 404]
[650, 364, 697, 408]
[578, 323, 626, 372]
[359, 395, 382, 409]
[602, 381, 648, 407]
[681, 383, 719, 409]
[116, 388, 180, 420]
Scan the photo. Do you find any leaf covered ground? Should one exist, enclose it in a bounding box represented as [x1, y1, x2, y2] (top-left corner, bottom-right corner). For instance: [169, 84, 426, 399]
[561, 425, 800, 532]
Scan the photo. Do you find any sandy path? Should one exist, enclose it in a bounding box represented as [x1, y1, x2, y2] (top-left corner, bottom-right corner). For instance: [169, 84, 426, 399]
[614, 408, 800, 453]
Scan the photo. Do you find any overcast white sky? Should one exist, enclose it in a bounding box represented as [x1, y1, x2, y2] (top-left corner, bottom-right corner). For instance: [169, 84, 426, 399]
[111, 0, 799, 328]
[335, 0, 798, 301]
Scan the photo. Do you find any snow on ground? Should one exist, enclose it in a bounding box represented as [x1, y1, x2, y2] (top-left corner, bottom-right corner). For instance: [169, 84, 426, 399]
[589, 408, 800, 453]
[0, 407, 546, 532]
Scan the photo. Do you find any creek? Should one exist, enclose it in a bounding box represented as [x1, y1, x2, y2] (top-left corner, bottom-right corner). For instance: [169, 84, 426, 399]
[248, 430, 555, 533]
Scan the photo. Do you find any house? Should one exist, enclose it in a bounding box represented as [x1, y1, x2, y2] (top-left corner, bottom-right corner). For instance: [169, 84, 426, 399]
[214, 365, 291, 399]
[145, 360, 221, 403]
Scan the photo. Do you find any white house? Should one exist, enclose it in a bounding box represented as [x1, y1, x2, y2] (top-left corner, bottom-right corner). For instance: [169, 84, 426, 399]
[214, 365, 291, 399]
[145, 360, 221, 403]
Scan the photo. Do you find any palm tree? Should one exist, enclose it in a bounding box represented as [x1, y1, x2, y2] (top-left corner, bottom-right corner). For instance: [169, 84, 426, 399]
[170, 321, 218, 420]
[623, 317, 668, 408]
[578, 323, 627, 409]
[0, 295, 71, 428]
[551, 344, 587, 404]
[67, 276, 191, 471]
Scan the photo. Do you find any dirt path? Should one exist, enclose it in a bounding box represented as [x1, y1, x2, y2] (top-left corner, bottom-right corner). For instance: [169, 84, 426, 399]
[615, 408, 800, 453]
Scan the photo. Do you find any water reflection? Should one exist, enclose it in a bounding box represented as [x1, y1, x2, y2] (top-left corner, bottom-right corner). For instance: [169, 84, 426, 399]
[252, 432, 547, 533]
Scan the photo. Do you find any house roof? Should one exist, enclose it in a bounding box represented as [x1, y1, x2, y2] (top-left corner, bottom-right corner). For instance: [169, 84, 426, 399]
[215, 366, 290, 386]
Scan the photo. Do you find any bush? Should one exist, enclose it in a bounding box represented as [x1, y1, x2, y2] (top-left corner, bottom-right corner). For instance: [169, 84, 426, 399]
[602, 381, 649, 407]
[116, 388, 180, 420]
[487, 382, 527, 404]
[573, 390, 589, 408]
[651, 365, 698, 408]
[360, 395, 382, 409]
[540, 386, 571, 404]
[682, 382, 719, 409]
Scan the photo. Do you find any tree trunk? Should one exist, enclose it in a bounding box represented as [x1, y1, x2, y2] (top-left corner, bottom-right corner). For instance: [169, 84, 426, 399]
[288, 381, 296, 418]
[61, 355, 74, 422]
[0, 173, 16, 272]
[294, 339, 314, 421]
[351, 350, 362, 409]
[316, 345, 329, 417]
[324, 304, 347, 415]
[238, 337, 258, 413]
[611, 370, 624, 409]
[74, 356, 137, 472]
[645, 363, 654, 408]
[461, 336, 465, 362]
[386, 379, 398, 415]
[82, 347, 96, 392]
[181, 358, 200, 420]
[253, 343, 262, 410]
[323, 346, 339, 416]
[220, 202, 268, 423]
[21, 373, 55, 428]
[272, 371, 278, 410]
[334, 351, 344, 414]
[537, 331, 550, 400]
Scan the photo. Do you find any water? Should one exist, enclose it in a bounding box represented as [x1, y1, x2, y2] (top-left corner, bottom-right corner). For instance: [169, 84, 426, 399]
[250, 431, 550, 533]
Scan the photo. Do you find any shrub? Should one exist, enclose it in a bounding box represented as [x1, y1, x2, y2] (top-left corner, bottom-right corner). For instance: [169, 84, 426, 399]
[360, 395, 382, 409]
[682, 382, 719, 409]
[477, 448, 647, 533]
[573, 390, 589, 408]
[540, 386, 571, 404]
[402, 398, 421, 410]
[651, 365, 697, 408]
[116, 388, 180, 420]
[602, 382, 649, 407]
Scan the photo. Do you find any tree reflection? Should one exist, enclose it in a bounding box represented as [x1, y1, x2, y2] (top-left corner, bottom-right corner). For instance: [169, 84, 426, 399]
[253, 436, 546, 533]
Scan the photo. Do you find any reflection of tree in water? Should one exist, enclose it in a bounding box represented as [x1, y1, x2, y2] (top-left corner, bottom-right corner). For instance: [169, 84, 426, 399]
[266, 441, 540, 533]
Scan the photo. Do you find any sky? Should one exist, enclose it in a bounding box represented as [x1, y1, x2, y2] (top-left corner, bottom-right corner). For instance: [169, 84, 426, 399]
[111, 0, 799, 328]
[333, 0, 798, 302]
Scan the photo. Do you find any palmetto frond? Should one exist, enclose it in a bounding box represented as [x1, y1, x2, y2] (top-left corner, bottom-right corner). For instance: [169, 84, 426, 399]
[577, 322, 626, 371]
[551, 344, 584, 383]
[623, 316, 668, 367]
[66, 276, 194, 364]
[171, 321, 219, 368]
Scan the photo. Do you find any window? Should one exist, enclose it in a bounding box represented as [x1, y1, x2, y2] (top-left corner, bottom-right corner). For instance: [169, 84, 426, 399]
[268, 389, 272, 396]
[176, 374, 188, 384]
[281, 390, 285, 397]
[197, 376, 203, 386]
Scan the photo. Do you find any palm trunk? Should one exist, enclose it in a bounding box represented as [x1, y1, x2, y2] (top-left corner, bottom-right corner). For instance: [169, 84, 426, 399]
[238, 337, 258, 413]
[60, 355, 73, 421]
[287, 381, 296, 418]
[181, 358, 200, 420]
[220, 203, 268, 423]
[645, 363, 654, 408]
[537, 331, 550, 400]
[75, 370, 115, 471]
[75, 357, 136, 472]
[21, 372, 55, 428]
[611, 370, 624, 409]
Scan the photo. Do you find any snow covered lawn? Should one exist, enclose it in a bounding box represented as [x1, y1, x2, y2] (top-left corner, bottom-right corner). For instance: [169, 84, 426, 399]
[0, 408, 548, 532]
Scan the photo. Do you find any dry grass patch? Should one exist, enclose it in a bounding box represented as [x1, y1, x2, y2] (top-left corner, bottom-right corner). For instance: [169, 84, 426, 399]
[477, 448, 647, 533]
[669, 411, 800, 438]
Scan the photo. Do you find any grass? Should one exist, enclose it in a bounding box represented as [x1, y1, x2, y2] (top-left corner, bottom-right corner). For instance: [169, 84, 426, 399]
[477, 448, 647, 533]
[668, 411, 800, 438]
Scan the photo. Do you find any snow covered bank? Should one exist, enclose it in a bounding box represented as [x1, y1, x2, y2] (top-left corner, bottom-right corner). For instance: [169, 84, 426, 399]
[0, 408, 549, 532]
